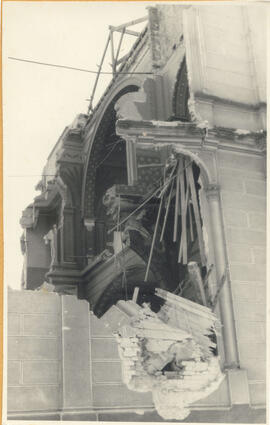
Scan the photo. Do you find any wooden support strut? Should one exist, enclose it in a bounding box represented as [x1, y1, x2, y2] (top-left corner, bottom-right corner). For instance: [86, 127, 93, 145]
[173, 161, 181, 242]
[186, 163, 206, 266]
[187, 261, 207, 307]
[178, 158, 188, 264]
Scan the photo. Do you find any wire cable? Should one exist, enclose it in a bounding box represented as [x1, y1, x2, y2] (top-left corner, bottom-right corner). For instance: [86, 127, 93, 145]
[8, 56, 153, 75]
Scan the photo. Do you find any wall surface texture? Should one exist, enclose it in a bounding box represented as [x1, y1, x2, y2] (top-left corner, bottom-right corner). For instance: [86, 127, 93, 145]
[219, 150, 266, 406]
[7, 282, 266, 421]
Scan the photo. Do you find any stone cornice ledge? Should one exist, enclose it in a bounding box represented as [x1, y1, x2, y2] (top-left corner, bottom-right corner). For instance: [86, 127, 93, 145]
[116, 119, 266, 156]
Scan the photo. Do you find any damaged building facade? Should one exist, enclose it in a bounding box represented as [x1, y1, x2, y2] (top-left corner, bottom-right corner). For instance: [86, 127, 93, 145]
[9, 4, 266, 422]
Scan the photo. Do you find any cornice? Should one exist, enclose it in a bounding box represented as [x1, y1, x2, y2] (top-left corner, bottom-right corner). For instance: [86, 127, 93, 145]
[116, 119, 266, 156]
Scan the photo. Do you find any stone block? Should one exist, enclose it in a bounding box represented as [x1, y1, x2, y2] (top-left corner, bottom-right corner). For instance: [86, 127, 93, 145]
[230, 264, 265, 282]
[227, 369, 250, 405]
[233, 302, 266, 322]
[8, 337, 58, 360]
[249, 382, 266, 406]
[92, 361, 122, 383]
[222, 192, 266, 213]
[240, 358, 266, 381]
[248, 212, 266, 231]
[238, 342, 266, 360]
[22, 361, 59, 384]
[231, 283, 257, 302]
[223, 209, 248, 228]
[91, 338, 120, 360]
[61, 295, 92, 408]
[255, 285, 266, 303]
[97, 410, 160, 422]
[235, 321, 264, 342]
[252, 247, 266, 264]
[90, 313, 113, 337]
[219, 172, 244, 192]
[219, 152, 264, 174]
[226, 228, 265, 246]
[7, 385, 60, 412]
[23, 314, 59, 337]
[61, 412, 97, 421]
[227, 244, 252, 264]
[8, 314, 21, 336]
[193, 376, 230, 407]
[245, 179, 266, 197]
[93, 384, 153, 408]
[8, 361, 21, 385]
[8, 290, 60, 314]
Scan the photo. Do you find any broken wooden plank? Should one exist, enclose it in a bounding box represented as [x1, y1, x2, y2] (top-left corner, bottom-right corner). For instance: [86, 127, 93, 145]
[179, 158, 187, 264]
[173, 161, 181, 242]
[132, 287, 140, 303]
[187, 262, 208, 307]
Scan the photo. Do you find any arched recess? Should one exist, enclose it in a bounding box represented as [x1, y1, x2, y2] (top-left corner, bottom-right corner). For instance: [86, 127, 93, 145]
[89, 149, 215, 318]
[82, 82, 141, 256]
[172, 57, 191, 121]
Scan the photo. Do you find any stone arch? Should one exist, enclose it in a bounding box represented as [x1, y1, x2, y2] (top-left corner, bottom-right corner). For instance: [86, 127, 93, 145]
[172, 146, 213, 189]
[82, 80, 142, 221]
[172, 57, 190, 121]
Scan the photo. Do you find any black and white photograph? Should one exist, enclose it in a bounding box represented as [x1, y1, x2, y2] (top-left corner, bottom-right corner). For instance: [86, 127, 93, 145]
[2, 1, 267, 423]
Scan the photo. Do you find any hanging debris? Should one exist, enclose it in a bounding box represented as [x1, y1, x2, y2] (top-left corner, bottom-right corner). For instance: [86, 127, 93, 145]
[101, 290, 224, 421]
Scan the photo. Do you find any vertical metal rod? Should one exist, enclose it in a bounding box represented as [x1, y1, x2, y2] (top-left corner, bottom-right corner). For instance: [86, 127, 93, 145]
[144, 195, 164, 282]
[88, 35, 110, 113]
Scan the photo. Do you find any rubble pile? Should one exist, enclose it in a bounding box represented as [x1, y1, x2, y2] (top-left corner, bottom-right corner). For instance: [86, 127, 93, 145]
[101, 292, 224, 420]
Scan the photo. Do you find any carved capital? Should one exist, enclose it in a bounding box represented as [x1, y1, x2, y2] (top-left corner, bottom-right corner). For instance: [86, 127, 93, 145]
[205, 184, 220, 201]
[84, 218, 95, 232]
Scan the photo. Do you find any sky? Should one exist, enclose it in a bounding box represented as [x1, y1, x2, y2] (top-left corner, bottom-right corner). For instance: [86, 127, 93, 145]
[2, 1, 151, 289]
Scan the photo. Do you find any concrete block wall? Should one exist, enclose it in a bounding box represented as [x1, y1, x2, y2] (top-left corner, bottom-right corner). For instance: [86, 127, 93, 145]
[218, 150, 266, 406]
[7, 289, 153, 416]
[7, 290, 62, 412]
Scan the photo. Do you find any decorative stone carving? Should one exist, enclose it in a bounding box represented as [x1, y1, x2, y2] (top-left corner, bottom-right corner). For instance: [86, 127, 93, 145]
[44, 225, 58, 267]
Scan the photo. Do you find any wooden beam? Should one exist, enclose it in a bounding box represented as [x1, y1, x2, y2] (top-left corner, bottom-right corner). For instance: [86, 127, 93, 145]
[109, 16, 147, 31]
[178, 158, 188, 264]
[186, 163, 206, 265]
[116, 52, 130, 65]
[187, 262, 207, 306]
[115, 28, 126, 69]
[173, 162, 180, 242]
[114, 28, 140, 37]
